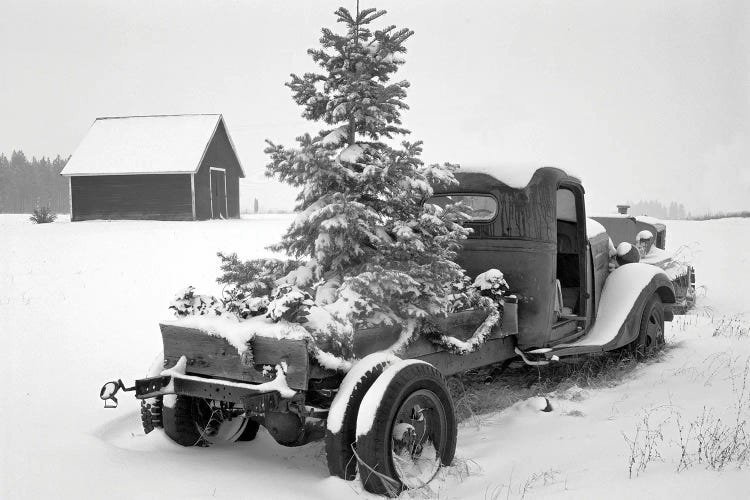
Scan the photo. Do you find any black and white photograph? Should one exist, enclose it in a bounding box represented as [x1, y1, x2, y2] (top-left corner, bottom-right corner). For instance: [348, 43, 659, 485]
[1, 1, 748, 498]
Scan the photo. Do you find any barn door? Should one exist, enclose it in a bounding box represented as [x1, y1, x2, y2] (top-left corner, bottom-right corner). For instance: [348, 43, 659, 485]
[210, 168, 227, 219]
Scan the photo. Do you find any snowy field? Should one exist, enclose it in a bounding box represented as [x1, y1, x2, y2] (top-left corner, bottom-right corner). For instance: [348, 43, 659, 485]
[1, 214, 748, 499]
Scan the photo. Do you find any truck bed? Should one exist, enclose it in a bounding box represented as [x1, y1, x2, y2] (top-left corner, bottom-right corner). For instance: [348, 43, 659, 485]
[160, 303, 518, 387]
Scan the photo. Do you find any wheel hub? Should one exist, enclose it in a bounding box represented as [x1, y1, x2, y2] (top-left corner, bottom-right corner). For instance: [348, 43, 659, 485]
[193, 399, 248, 443]
[390, 390, 446, 488]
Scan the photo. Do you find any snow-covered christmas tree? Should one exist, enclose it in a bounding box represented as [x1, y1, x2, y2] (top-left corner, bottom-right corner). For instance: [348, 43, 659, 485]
[175, 5, 502, 366]
[262, 5, 477, 331]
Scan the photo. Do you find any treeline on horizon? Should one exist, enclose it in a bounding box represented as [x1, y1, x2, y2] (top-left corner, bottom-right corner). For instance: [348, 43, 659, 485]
[687, 211, 750, 221]
[624, 200, 748, 221]
[625, 200, 688, 219]
[0, 151, 70, 214]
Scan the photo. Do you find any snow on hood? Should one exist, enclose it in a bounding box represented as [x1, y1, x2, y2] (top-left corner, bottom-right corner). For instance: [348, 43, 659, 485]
[586, 218, 607, 239]
[634, 215, 665, 226]
[641, 247, 690, 280]
[591, 213, 632, 219]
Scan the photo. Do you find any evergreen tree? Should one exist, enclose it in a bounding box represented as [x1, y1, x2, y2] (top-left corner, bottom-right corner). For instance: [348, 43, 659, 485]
[261, 6, 476, 329]
[0, 150, 70, 213]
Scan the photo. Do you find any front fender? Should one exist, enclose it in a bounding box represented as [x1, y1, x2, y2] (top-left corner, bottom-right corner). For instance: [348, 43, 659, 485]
[550, 263, 674, 356]
[606, 266, 675, 350]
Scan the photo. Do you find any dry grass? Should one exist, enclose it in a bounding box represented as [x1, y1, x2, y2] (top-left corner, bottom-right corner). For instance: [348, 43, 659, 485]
[711, 314, 749, 339]
[622, 406, 670, 478]
[481, 467, 564, 500]
[624, 356, 750, 476]
[671, 309, 748, 340]
[448, 349, 663, 424]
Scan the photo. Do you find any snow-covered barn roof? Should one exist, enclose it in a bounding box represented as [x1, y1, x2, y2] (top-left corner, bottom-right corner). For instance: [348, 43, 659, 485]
[60, 114, 245, 177]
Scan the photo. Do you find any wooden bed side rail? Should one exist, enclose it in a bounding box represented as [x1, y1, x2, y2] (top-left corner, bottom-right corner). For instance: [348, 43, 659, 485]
[159, 323, 309, 390]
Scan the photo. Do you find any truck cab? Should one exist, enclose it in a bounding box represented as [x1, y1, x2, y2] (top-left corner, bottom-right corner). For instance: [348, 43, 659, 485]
[429, 166, 676, 355]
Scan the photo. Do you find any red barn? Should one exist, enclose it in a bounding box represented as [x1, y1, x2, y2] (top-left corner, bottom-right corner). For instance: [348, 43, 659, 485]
[61, 114, 245, 221]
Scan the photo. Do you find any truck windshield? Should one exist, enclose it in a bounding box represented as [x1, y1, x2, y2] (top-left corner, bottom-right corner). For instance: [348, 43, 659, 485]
[425, 194, 498, 222]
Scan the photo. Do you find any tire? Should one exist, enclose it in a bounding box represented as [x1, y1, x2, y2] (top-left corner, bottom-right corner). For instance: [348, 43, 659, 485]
[141, 352, 166, 434]
[631, 293, 665, 358]
[162, 395, 251, 447]
[355, 361, 457, 496]
[686, 267, 696, 309]
[325, 353, 396, 480]
[140, 397, 163, 434]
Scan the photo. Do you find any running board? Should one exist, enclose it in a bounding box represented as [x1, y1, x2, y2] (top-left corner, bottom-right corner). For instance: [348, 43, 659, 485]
[542, 330, 620, 358]
[522, 329, 623, 361]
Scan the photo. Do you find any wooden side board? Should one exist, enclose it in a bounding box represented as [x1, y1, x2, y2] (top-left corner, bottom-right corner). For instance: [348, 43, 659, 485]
[418, 337, 516, 376]
[160, 324, 309, 390]
[352, 304, 518, 359]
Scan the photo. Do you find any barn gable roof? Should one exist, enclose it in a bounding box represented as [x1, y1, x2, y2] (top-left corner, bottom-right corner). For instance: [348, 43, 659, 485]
[60, 114, 245, 177]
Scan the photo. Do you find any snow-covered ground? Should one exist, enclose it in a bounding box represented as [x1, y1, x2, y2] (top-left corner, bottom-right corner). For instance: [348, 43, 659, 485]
[1, 215, 748, 499]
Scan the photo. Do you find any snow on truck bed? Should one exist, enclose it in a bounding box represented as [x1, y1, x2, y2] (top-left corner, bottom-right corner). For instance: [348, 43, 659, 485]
[1, 214, 748, 499]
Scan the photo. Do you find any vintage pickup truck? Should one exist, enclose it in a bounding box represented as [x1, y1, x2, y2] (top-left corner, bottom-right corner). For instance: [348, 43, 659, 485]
[100, 166, 677, 496]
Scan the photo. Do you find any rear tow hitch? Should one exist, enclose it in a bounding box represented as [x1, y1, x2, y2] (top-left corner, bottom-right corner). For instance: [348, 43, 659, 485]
[99, 379, 135, 408]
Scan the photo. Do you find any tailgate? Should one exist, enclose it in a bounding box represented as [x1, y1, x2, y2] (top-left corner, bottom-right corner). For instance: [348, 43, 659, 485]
[159, 323, 309, 390]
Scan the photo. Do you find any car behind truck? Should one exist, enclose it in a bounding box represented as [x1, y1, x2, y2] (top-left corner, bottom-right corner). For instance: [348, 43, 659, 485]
[100, 166, 677, 496]
[592, 211, 696, 313]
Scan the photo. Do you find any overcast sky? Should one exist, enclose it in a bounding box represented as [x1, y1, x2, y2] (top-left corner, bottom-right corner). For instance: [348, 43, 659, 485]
[2, 0, 748, 214]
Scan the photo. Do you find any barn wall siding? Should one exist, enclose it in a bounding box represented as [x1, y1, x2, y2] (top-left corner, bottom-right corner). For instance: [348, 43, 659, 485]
[71, 174, 193, 221]
[194, 121, 242, 219]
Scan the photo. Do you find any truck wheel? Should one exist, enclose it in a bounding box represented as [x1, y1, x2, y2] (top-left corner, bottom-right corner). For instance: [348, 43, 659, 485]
[686, 267, 696, 309]
[162, 395, 251, 447]
[325, 353, 397, 480]
[355, 361, 457, 496]
[632, 293, 665, 358]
